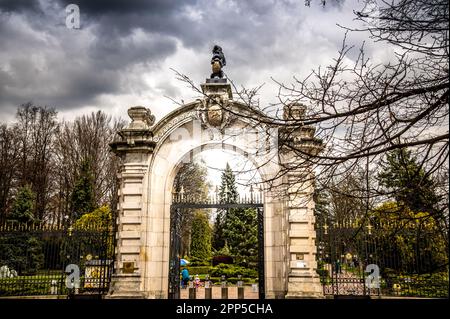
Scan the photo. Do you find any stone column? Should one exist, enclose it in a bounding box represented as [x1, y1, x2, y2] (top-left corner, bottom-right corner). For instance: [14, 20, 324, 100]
[107, 106, 155, 299]
[280, 103, 324, 298]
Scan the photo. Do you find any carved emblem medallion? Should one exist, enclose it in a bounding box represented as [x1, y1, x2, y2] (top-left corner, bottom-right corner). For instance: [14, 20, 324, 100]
[196, 94, 233, 131]
[207, 104, 223, 126]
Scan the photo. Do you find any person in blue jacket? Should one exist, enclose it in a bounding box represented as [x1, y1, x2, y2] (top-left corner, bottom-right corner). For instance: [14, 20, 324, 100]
[181, 268, 190, 289]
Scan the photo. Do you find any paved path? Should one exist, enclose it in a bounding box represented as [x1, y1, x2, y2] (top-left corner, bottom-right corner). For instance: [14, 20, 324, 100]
[180, 286, 259, 299]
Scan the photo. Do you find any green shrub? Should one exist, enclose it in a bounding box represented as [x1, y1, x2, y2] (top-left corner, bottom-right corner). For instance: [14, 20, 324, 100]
[226, 277, 257, 284]
[0, 234, 44, 275]
[185, 264, 259, 279]
[212, 255, 233, 266]
[382, 271, 449, 298]
[208, 277, 257, 285]
[185, 266, 212, 275]
[210, 264, 258, 278]
[189, 257, 211, 267]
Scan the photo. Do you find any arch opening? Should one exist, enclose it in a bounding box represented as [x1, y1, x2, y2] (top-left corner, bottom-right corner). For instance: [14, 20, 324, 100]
[166, 146, 266, 299]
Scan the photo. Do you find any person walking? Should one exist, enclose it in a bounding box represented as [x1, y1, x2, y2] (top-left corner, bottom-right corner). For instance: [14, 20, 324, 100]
[181, 267, 190, 289]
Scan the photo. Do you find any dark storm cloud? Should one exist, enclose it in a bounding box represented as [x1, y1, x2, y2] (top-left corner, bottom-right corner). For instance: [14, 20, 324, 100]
[57, 0, 181, 15]
[87, 29, 177, 69]
[58, 0, 198, 37]
[0, 0, 190, 114]
[0, 0, 42, 13]
[0, 0, 363, 121]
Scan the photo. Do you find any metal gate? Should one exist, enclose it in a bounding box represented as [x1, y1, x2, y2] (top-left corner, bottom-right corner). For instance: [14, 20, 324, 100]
[316, 222, 376, 297]
[168, 191, 265, 299]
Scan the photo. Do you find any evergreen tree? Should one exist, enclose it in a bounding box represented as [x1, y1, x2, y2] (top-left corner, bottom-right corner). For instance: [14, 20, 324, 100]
[212, 163, 239, 251]
[213, 163, 258, 267]
[25, 236, 44, 274]
[378, 148, 448, 256]
[70, 159, 96, 221]
[218, 163, 238, 203]
[9, 185, 35, 224]
[2, 185, 43, 275]
[224, 208, 258, 268]
[212, 211, 226, 251]
[190, 211, 212, 264]
[378, 148, 442, 215]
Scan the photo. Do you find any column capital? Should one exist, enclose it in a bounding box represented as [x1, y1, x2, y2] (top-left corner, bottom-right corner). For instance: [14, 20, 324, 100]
[110, 106, 156, 156]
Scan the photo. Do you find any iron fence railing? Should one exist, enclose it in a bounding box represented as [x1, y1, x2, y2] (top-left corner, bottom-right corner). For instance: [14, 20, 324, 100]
[316, 220, 449, 298]
[0, 222, 115, 298]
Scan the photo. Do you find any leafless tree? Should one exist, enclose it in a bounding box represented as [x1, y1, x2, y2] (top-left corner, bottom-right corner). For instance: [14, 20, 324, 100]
[53, 111, 123, 225]
[174, 0, 449, 208]
[0, 124, 20, 222]
[1, 104, 123, 226]
[15, 103, 58, 222]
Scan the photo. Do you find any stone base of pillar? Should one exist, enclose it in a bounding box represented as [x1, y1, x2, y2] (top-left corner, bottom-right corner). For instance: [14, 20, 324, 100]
[285, 273, 324, 299]
[266, 291, 288, 299]
[143, 291, 166, 299]
[106, 274, 145, 299]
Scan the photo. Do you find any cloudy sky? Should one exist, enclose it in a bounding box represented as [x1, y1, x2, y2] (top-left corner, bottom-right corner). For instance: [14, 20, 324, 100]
[0, 0, 392, 123]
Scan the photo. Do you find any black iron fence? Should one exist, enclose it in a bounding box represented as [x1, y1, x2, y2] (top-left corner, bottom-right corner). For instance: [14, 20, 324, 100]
[316, 219, 449, 298]
[0, 222, 115, 298]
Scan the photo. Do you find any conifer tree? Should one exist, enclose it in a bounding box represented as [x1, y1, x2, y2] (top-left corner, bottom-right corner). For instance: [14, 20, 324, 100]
[70, 159, 96, 221]
[224, 208, 258, 268]
[213, 163, 238, 251]
[190, 211, 212, 264]
[378, 148, 442, 215]
[213, 163, 258, 267]
[9, 185, 35, 224]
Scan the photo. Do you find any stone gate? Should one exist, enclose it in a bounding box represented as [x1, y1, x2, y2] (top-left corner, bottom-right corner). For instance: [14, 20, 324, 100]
[108, 76, 324, 299]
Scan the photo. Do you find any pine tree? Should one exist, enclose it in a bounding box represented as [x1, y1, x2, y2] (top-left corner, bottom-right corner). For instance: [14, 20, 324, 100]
[213, 163, 258, 266]
[212, 163, 239, 251]
[70, 159, 96, 221]
[218, 163, 238, 203]
[223, 208, 258, 268]
[378, 148, 442, 214]
[9, 185, 35, 224]
[190, 211, 212, 264]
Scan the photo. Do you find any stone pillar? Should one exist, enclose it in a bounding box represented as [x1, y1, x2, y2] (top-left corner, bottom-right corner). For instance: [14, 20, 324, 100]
[280, 103, 324, 298]
[262, 193, 288, 299]
[107, 106, 155, 299]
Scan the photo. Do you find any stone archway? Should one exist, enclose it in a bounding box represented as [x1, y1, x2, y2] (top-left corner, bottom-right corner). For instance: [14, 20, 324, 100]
[166, 144, 269, 300]
[108, 80, 323, 299]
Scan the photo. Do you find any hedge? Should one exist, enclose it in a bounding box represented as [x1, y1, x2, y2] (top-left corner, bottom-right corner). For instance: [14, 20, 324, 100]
[185, 266, 212, 275]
